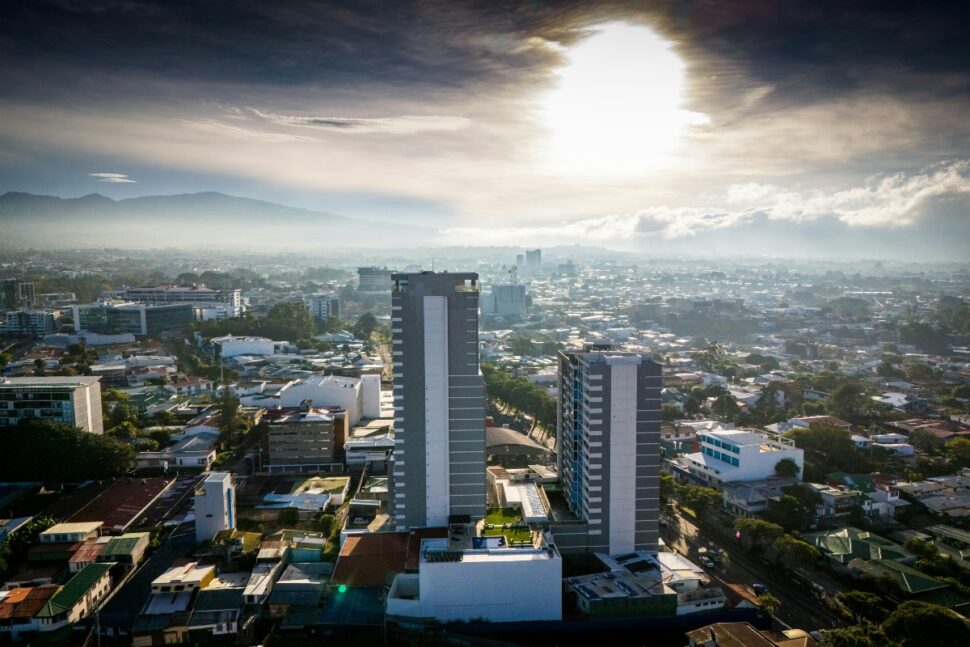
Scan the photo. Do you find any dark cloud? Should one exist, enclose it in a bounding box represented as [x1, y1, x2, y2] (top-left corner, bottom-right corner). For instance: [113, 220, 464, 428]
[3, 1, 968, 102]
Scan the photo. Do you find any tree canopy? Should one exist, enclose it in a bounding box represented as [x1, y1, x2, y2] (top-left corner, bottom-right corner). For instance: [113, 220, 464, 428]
[0, 420, 134, 481]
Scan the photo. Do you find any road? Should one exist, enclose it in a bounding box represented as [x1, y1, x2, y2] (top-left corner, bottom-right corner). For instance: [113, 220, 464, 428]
[664, 507, 843, 631]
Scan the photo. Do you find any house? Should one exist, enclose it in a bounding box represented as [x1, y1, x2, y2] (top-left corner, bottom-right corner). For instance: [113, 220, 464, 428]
[33, 562, 115, 633]
[39, 522, 102, 544]
[98, 533, 151, 569]
[165, 376, 214, 396]
[687, 622, 817, 647]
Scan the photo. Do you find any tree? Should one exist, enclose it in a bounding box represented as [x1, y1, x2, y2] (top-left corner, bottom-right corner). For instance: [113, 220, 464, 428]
[33, 358, 46, 376]
[0, 420, 133, 481]
[108, 402, 140, 429]
[882, 601, 970, 647]
[835, 591, 887, 624]
[353, 312, 378, 341]
[149, 429, 172, 446]
[756, 593, 780, 617]
[946, 438, 970, 469]
[821, 626, 890, 647]
[765, 495, 813, 532]
[218, 388, 243, 449]
[711, 393, 741, 423]
[827, 383, 866, 421]
[734, 518, 785, 552]
[661, 404, 681, 422]
[682, 485, 720, 515]
[775, 457, 800, 478]
[0, 352, 11, 368]
[772, 534, 819, 566]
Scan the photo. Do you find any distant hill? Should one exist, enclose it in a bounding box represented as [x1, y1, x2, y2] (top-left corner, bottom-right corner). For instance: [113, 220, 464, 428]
[0, 191, 432, 249]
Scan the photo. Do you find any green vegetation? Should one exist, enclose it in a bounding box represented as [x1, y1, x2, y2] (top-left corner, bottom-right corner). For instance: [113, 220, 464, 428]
[195, 301, 318, 343]
[0, 420, 133, 481]
[481, 364, 556, 431]
[485, 508, 521, 525]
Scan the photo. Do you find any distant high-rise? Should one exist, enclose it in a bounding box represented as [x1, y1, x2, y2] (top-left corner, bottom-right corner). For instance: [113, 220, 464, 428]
[525, 249, 542, 267]
[304, 294, 340, 321]
[2, 279, 35, 309]
[357, 266, 395, 293]
[390, 272, 486, 528]
[557, 346, 662, 554]
[480, 284, 527, 317]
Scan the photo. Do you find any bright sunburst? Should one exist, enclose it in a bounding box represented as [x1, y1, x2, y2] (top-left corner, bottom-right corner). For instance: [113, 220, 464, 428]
[543, 22, 707, 177]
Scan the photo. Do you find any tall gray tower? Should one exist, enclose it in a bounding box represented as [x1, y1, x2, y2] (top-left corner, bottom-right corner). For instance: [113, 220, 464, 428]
[390, 272, 486, 528]
[557, 346, 662, 554]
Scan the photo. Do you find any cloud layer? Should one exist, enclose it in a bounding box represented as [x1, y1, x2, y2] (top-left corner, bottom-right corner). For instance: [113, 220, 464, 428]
[1, 1, 969, 256]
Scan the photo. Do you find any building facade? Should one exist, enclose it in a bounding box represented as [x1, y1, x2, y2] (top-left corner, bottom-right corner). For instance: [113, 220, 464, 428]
[0, 310, 58, 337]
[480, 284, 527, 317]
[195, 473, 236, 544]
[684, 430, 804, 486]
[2, 279, 35, 309]
[557, 347, 662, 554]
[390, 272, 486, 528]
[304, 294, 340, 321]
[73, 302, 193, 336]
[0, 376, 103, 433]
[262, 407, 337, 472]
[104, 285, 243, 320]
[357, 267, 394, 292]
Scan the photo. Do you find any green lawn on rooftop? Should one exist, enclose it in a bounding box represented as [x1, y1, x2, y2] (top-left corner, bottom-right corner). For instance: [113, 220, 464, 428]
[482, 525, 533, 544]
[485, 507, 521, 525]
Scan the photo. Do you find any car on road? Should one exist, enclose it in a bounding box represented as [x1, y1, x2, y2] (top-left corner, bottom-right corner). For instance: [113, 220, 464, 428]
[700, 556, 716, 569]
[752, 583, 768, 596]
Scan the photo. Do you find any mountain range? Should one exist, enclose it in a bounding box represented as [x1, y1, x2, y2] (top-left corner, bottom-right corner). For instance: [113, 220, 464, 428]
[0, 191, 433, 250]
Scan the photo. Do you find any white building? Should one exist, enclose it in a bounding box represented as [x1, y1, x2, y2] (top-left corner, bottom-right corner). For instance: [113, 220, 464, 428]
[212, 335, 281, 358]
[360, 373, 381, 419]
[684, 429, 804, 486]
[278, 374, 364, 428]
[386, 534, 562, 622]
[0, 376, 104, 433]
[194, 472, 236, 544]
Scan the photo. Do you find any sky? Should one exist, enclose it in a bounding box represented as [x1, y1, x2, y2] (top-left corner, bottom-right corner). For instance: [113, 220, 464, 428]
[2, 0, 969, 252]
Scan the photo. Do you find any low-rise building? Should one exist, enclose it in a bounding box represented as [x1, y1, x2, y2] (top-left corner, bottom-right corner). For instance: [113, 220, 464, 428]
[683, 429, 804, 486]
[73, 302, 193, 337]
[564, 551, 724, 618]
[40, 522, 102, 544]
[98, 532, 150, 569]
[33, 562, 114, 633]
[386, 529, 562, 623]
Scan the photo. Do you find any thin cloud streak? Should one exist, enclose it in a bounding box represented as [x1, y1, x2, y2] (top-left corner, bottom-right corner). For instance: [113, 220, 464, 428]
[89, 172, 136, 183]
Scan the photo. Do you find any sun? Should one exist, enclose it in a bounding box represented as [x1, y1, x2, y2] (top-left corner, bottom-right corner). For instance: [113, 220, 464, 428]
[542, 22, 707, 177]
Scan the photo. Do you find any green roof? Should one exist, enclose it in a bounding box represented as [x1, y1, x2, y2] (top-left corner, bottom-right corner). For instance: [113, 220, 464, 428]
[851, 558, 947, 594]
[806, 527, 912, 564]
[99, 533, 149, 558]
[35, 562, 114, 618]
